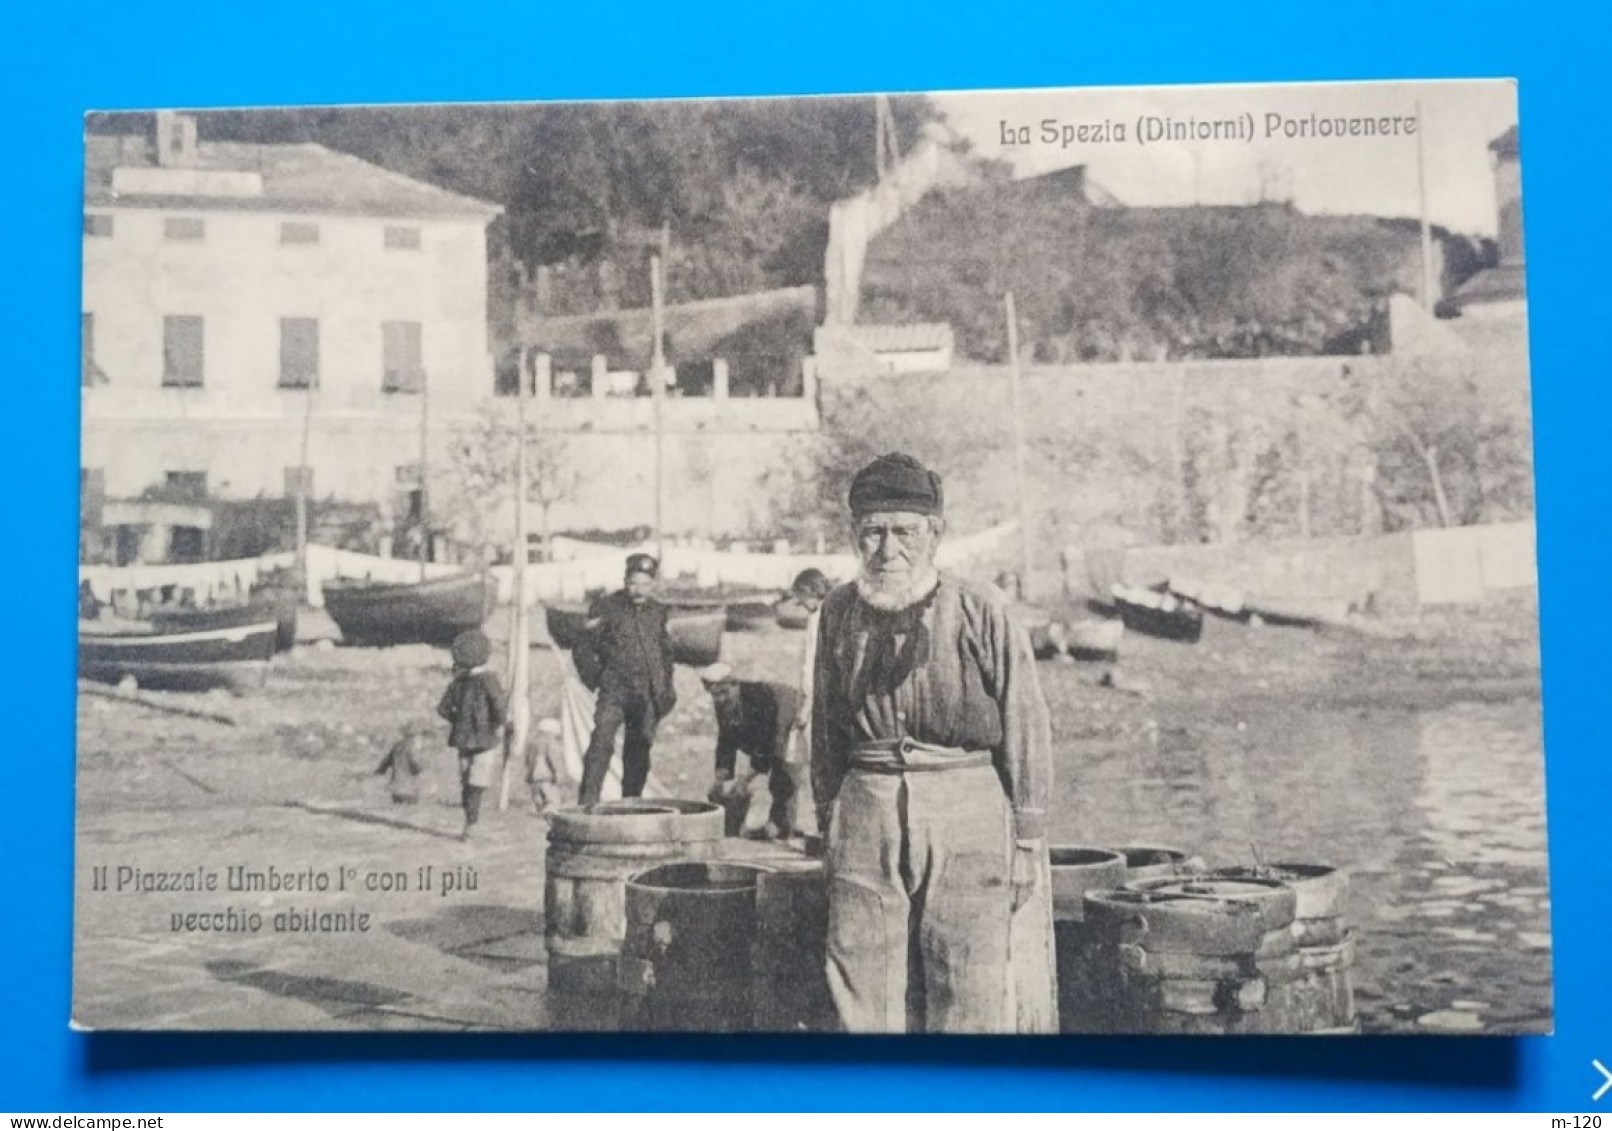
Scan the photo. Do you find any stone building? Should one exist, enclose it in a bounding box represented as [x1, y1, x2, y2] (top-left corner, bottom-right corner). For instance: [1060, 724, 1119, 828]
[80, 112, 501, 563]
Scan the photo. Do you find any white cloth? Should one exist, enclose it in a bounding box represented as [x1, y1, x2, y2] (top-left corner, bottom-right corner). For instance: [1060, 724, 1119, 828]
[555, 647, 666, 802]
[792, 607, 821, 766]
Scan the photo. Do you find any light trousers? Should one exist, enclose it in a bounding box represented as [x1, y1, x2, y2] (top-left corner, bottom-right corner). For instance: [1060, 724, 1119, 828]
[824, 764, 1014, 1033]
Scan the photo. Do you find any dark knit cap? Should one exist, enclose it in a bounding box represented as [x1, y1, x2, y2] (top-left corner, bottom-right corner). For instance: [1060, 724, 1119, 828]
[625, 553, 660, 579]
[848, 452, 944, 518]
[450, 629, 492, 669]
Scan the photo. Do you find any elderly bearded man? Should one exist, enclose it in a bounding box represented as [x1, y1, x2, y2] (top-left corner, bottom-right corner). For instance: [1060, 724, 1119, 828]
[811, 452, 1055, 1033]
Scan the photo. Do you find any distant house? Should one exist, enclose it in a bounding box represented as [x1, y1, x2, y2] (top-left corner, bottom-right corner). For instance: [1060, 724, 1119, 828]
[81, 112, 502, 564]
[512, 284, 821, 399]
[1447, 125, 1526, 320]
[828, 322, 955, 374]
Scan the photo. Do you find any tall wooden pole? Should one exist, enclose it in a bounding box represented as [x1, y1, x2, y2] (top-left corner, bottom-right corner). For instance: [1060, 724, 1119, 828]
[417, 366, 430, 582]
[294, 381, 315, 604]
[651, 254, 667, 560]
[501, 349, 532, 812]
[1415, 100, 1436, 310]
[1004, 292, 1033, 602]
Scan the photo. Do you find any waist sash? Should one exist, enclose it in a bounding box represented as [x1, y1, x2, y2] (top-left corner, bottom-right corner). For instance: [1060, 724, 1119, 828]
[850, 736, 992, 774]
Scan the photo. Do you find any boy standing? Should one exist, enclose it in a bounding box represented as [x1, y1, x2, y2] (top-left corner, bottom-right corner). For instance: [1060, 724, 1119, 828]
[438, 628, 507, 841]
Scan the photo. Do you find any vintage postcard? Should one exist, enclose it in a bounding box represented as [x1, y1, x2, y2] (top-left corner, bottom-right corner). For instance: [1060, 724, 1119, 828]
[74, 78, 1544, 1035]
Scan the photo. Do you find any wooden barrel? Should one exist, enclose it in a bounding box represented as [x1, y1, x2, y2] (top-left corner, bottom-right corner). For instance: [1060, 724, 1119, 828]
[1113, 846, 1207, 884]
[543, 603, 591, 649]
[1208, 864, 1354, 1033]
[1086, 879, 1297, 1034]
[726, 599, 780, 633]
[1126, 876, 1298, 935]
[668, 610, 724, 667]
[1261, 930, 1358, 1034]
[1211, 863, 1349, 946]
[774, 598, 810, 630]
[1049, 847, 1128, 1033]
[751, 859, 836, 1032]
[544, 800, 725, 1000]
[1048, 847, 1127, 919]
[618, 861, 766, 1032]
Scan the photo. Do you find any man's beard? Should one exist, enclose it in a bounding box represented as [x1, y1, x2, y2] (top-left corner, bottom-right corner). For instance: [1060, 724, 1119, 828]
[854, 563, 940, 611]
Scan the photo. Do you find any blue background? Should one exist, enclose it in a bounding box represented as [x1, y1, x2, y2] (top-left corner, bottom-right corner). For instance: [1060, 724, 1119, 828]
[4, 0, 1608, 1112]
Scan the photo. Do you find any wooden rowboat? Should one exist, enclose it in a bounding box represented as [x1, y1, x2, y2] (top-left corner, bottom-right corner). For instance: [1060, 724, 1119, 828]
[1103, 584, 1204, 644]
[149, 587, 299, 653]
[1064, 618, 1125, 660]
[322, 572, 494, 648]
[78, 620, 277, 692]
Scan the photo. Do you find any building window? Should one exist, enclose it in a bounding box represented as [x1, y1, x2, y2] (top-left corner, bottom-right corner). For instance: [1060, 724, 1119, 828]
[165, 470, 208, 502]
[383, 225, 421, 251]
[82, 312, 107, 387]
[280, 221, 320, 245]
[381, 321, 423, 393]
[284, 466, 314, 498]
[164, 216, 206, 241]
[168, 526, 207, 563]
[162, 315, 205, 387]
[279, 317, 320, 389]
[84, 214, 114, 238]
[395, 465, 423, 522]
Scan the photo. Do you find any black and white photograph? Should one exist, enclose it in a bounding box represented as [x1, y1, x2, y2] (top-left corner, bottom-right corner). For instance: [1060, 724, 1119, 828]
[72, 78, 1545, 1037]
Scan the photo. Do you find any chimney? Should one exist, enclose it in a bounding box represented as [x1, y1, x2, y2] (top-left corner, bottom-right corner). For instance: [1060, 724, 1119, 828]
[154, 111, 199, 168]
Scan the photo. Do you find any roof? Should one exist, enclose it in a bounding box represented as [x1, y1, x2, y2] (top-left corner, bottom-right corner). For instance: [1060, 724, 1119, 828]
[517, 285, 820, 368]
[1490, 124, 1519, 158]
[1012, 164, 1123, 207]
[84, 133, 503, 220]
[1450, 264, 1527, 307]
[841, 323, 953, 353]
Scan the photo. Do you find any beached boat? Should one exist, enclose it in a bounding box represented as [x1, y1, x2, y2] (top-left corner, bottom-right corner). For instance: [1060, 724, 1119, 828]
[1064, 618, 1125, 660]
[322, 572, 493, 648]
[1243, 595, 1351, 629]
[78, 620, 277, 692]
[149, 587, 299, 653]
[1104, 583, 1204, 643]
[1165, 577, 1247, 619]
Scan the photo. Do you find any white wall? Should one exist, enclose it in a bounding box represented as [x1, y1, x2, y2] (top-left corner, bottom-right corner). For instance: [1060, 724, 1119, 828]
[79, 203, 830, 537]
[82, 205, 493, 501]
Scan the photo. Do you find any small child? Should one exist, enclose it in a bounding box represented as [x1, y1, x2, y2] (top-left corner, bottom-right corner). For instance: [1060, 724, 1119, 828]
[437, 628, 508, 841]
[375, 722, 428, 804]
[525, 717, 568, 814]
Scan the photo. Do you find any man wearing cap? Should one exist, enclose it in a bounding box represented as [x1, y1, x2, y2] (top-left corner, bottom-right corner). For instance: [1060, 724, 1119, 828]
[577, 553, 677, 805]
[811, 452, 1055, 1033]
[699, 664, 802, 838]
